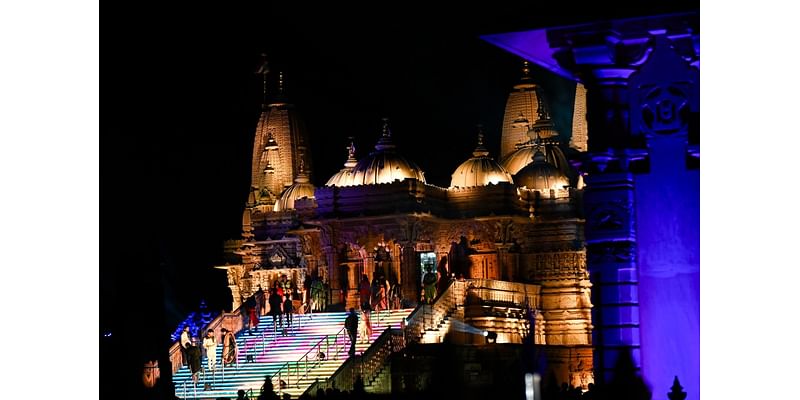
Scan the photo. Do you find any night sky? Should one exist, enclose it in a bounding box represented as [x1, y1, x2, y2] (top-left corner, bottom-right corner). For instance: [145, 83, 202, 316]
[103, 2, 700, 344]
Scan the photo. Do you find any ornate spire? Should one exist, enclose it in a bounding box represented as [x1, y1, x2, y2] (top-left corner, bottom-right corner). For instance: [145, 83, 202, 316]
[255, 53, 270, 108]
[344, 138, 358, 168]
[278, 71, 285, 95]
[294, 153, 310, 183]
[472, 125, 489, 157]
[520, 60, 532, 83]
[513, 59, 536, 90]
[374, 118, 396, 151]
[534, 86, 550, 121]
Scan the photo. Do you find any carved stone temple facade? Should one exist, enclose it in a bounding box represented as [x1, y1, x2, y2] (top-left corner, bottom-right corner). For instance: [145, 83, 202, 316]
[218, 54, 599, 385]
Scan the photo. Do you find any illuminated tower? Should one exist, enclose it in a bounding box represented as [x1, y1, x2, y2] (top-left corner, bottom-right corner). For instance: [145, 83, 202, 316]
[570, 82, 588, 152]
[250, 56, 311, 205]
[500, 61, 540, 159]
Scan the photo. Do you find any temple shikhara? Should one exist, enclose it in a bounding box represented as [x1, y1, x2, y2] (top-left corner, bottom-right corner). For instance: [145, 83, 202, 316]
[170, 12, 698, 400]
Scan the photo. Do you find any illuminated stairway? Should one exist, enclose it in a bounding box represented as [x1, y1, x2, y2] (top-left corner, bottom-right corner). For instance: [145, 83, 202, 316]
[173, 309, 412, 399]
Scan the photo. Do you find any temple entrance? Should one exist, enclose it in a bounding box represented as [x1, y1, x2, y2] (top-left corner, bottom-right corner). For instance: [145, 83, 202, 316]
[419, 252, 437, 303]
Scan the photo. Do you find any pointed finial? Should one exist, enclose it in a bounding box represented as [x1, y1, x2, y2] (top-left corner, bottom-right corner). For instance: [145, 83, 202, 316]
[522, 60, 531, 78]
[278, 71, 285, 95]
[374, 118, 396, 151]
[256, 53, 270, 106]
[667, 376, 687, 400]
[382, 118, 391, 138]
[472, 124, 489, 157]
[344, 138, 358, 168]
[298, 155, 305, 174]
[534, 86, 550, 121]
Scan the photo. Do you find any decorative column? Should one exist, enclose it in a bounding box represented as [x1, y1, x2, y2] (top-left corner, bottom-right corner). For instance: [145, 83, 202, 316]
[498, 13, 700, 397]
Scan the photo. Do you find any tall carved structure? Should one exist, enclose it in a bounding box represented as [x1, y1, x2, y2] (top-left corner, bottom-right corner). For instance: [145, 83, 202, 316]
[484, 11, 699, 400]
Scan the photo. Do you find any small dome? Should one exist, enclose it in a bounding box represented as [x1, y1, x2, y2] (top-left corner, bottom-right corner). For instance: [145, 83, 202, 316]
[274, 170, 315, 211]
[515, 150, 569, 192]
[349, 119, 426, 186]
[450, 131, 513, 188]
[501, 141, 570, 176]
[326, 141, 359, 187]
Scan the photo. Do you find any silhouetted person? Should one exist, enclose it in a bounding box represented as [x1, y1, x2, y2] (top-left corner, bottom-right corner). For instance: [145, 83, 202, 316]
[258, 375, 280, 400]
[255, 285, 266, 316]
[186, 339, 202, 384]
[345, 308, 358, 356]
[237, 389, 248, 399]
[422, 265, 437, 303]
[282, 294, 293, 335]
[605, 349, 652, 400]
[268, 288, 283, 332]
[359, 274, 371, 311]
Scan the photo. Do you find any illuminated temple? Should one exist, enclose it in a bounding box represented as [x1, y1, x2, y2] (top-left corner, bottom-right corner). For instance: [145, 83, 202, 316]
[170, 12, 699, 400]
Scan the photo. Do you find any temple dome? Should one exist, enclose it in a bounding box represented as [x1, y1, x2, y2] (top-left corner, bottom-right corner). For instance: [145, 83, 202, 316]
[325, 141, 358, 187]
[349, 119, 426, 186]
[514, 150, 569, 192]
[450, 132, 513, 188]
[501, 140, 570, 176]
[274, 169, 315, 211]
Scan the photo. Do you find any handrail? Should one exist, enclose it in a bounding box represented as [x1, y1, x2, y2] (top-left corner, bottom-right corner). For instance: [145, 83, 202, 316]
[303, 327, 405, 396]
[403, 280, 467, 344]
[270, 324, 349, 396]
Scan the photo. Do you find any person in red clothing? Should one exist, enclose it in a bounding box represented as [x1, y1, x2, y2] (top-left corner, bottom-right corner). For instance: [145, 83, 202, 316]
[358, 274, 372, 311]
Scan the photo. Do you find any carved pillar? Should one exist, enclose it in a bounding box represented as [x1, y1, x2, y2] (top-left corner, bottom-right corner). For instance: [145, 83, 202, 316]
[496, 243, 513, 281]
[487, 12, 698, 398]
[400, 242, 418, 305]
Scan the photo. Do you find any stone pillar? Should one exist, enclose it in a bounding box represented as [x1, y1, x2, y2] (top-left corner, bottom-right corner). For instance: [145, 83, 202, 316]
[485, 12, 699, 398]
[496, 244, 513, 281]
[584, 171, 639, 383]
[400, 242, 418, 305]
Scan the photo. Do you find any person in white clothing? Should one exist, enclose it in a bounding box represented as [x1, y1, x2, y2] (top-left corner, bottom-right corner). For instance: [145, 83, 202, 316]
[179, 326, 191, 366]
[203, 329, 217, 371]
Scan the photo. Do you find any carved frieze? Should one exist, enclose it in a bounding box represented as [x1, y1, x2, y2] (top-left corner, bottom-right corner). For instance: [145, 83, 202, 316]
[522, 251, 588, 281]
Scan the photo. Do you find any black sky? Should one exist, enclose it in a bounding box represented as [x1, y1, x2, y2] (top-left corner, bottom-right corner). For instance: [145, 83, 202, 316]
[103, 2, 700, 340]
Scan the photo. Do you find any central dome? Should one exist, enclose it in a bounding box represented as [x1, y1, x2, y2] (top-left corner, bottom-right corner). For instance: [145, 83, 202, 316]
[450, 132, 513, 188]
[515, 150, 569, 192]
[501, 140, 570, 175]
[349, 119, 426, 186]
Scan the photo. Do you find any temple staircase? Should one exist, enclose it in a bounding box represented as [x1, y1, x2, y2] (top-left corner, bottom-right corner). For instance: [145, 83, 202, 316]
[172, 309, 412, 399]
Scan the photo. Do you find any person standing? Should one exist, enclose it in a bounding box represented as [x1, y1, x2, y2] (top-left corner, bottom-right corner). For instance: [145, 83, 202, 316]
[186, 339, 202, 384]
[247, 295, 259, 333]
[202, 329, 217, 371]
[422, 266, 438, 304]
[269, 288, 284, 332]
[282, 294, 294, 335]
[221, 328, 237, 366]
[255, 285, 265, 316]
[359, 274, 372, 311]
[180, 326, 191, 366]
[345, 308, 358, 356]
